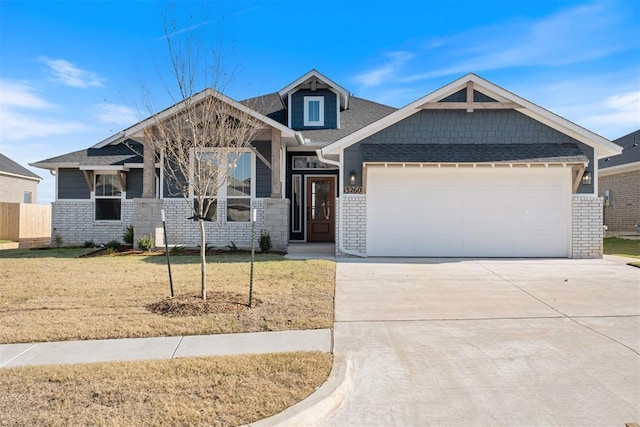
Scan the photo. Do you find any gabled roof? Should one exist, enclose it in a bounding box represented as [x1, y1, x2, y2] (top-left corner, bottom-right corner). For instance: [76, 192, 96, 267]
[0, 153, 42, 180]
[321, 73, 622, 159]
[93, 88, 297, 149]
[599, 129, 640, 171]
[277, 69, 350, 110]
[31, 141, 144, 170]
[242, 93, 396, 144]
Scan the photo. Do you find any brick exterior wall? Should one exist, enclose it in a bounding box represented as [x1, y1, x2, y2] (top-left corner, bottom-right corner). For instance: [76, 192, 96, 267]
[52, 200, 133, 246]
[52, 198, 288, 250]
[0, 175, 38, 203]
[598, 169, 640, 232]
[336, 195, 366, 256]
[571, 196, 604, 259]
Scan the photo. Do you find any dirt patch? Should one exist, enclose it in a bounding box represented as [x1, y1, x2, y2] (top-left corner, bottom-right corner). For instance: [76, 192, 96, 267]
[147, 292, 262, 316]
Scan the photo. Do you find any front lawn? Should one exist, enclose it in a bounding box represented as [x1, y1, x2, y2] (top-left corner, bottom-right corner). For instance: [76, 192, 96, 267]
[0, 352, 332, 425]
[603, 237, 640, 258]
[0, 249, 335, 344]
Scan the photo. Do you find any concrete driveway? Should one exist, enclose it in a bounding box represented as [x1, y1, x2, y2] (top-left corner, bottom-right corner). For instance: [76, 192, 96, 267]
[323, 258, 640, 426]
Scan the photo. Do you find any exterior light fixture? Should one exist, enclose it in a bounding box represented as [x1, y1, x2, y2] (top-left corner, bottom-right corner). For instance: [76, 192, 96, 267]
[582, 171, 592, 185]
[349, 171, 357, 185]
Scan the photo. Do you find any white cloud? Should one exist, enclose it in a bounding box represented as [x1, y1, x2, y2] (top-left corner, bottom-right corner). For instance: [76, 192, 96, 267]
[0, 105, 88, 140]
[94, 103, 138, 126]
[400, 2, 632, 82]
[0, 79, 53, 109]
[354, 51, 414, 87]
[579, 90, 640, 138]
[39, 57, 104, 88]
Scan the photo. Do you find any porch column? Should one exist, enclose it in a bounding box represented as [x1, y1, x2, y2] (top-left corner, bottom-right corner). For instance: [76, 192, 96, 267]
[271, 128, 282, 198]
[142, 139, 155, 198]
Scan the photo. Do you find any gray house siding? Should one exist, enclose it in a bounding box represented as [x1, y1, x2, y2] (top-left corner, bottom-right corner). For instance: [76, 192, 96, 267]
[57, 168, 90, 199]
[126, 169, 144, 199]
[290, 89, 337, 130]
[254, 141, 272, 198]
[344, 109, 594, 192]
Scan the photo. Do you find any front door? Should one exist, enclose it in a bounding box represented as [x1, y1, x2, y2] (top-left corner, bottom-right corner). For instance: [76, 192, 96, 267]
[306, 177, 335, 242]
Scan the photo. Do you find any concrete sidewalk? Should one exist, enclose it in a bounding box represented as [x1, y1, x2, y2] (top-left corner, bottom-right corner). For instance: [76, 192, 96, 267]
[0, 329, 332, 368]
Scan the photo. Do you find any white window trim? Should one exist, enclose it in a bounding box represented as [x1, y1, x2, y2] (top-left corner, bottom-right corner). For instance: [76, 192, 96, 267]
[304, 96, 324, 126]
[93, 171, 124, 222]
[189, 149, 256, 222]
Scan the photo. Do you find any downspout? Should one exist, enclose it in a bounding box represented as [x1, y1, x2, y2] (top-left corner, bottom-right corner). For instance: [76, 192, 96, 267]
[317, 148, 366, 258]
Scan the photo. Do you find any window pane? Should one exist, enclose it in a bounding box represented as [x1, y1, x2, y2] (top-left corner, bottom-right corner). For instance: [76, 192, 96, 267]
[95, 199, 121, 220]
[23, 192, 32, 204]
[227, 153, 251, 197]
[96, 175, 121, 197]
[227, 198, 250, 222]
[308, 100, 320, 122]
[194, 151, 221, 197]
[292, 175, 301, 232]
[193, 198, 217, 222]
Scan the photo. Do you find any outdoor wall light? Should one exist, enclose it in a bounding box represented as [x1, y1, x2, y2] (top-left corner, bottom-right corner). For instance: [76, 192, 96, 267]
[582, 171, 592, 185]
[349, 171, 357, 185]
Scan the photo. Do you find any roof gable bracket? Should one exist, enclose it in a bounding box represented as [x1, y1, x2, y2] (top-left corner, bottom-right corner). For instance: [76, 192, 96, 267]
[420, 81, 522, 112]
[249, 146, 271, 169]
[572, 164, 586, 193]
[82, 170, 94, 192]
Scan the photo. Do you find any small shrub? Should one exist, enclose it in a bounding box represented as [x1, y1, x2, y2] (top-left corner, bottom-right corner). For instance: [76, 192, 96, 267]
[170, 245, 185, 255]
[227, 241, 238, 253]
[137, 234, 154, 252]
[53, 233, 63, 248]
[106, 240, 121, 251]
[105, 247, 117, 255]
[83, 240, 95, 248]
[123, 225, 134, 245]
[259, 231, 272, 253]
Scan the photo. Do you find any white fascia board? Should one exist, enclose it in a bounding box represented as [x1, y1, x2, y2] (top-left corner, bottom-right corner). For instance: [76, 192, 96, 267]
[0, 171, 42, 182]
[599, 161, 640, 176]
[92, 88, 295, 149]
[322, 73, 623, 158]
[29, 162, 79, 170]
[277, 69, 349, 109]
[79, 165, 126, 171]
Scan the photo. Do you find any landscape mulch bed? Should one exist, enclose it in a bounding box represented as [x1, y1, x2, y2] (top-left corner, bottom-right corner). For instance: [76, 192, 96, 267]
[147, 292, 262, 317]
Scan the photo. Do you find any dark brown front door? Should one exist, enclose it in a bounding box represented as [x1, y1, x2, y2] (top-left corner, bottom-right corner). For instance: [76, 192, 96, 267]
[306, 177, 335, 242]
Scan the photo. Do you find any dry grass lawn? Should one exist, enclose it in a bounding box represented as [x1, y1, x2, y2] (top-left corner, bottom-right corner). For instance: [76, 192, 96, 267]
[0, 351, 332, 426]
[0, 249, 335, 344]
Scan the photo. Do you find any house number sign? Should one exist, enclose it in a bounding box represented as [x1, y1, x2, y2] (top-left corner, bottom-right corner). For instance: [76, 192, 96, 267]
[344, 186, 363, 194]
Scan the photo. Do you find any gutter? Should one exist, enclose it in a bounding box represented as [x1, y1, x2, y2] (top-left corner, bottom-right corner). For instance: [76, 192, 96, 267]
[316, 149, 366, 258]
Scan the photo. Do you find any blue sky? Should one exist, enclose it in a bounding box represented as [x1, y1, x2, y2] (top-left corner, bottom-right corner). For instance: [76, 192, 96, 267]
[1, 0, 639, 204]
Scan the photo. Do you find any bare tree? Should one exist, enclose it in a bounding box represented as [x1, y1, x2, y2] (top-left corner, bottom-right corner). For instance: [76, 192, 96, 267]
[141, 15, 262, 300]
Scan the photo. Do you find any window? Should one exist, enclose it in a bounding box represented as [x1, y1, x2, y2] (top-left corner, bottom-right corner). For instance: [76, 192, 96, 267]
[227, 152, 252, 222]
[23, 191, 32, 204]
[95, 174, 122, 220]
[292, 155, 329, 170]
[191, 150, 253, 222]
[292, 175, 302, 232]
[304, 96, 324, 126]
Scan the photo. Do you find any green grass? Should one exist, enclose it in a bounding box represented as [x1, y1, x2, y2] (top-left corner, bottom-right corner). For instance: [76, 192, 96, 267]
[0, 247, 97, 258]
[603, 237, 640, 258]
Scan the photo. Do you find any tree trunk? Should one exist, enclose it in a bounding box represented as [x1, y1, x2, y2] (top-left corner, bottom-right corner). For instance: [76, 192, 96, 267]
[199, 219, 207, 300]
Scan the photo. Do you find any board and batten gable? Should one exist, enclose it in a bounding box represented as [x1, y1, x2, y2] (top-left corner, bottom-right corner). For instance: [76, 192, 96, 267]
[290, 89, 338, 130]
[343, 109, 595, 193]
[57, 168, 90, 199]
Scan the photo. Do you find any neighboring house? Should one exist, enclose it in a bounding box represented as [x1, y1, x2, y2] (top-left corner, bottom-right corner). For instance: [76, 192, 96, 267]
[598, 129, 640, 234]
[31, 71, 622, 258]
[0, 153, 41, 203]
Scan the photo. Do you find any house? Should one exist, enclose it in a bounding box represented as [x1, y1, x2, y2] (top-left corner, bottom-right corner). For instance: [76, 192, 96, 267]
[598, 129, 640, 234]
[0, 153, 42, 203]
[31, 71, 622, 258]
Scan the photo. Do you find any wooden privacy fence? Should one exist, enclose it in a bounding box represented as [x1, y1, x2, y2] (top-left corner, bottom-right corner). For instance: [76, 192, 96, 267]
[0, 203, 51, 248]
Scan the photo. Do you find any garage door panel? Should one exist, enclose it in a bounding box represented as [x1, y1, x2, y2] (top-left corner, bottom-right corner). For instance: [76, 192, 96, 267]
[366, 167, 570, 257]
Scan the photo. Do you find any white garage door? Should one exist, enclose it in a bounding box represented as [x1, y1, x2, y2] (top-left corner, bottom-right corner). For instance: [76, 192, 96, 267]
[366, 166, 571, 257]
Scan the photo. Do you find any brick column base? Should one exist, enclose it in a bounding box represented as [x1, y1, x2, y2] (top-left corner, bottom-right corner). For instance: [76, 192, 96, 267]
[263, 198, 289, 251]
[133, 199, 164, 249]
[572, 196, 604, 259]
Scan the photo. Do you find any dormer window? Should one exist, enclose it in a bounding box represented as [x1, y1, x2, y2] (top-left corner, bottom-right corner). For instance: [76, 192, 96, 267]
[304, 96, 324, 126]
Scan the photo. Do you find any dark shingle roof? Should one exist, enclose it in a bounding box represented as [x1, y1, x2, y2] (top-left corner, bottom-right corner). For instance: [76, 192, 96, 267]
[0, 153, 41, 180]
[241, 93, 397, 143]
[32, 141, 143, 168]
[598, 129, 640, 169]
[362, 143, 589, 164]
